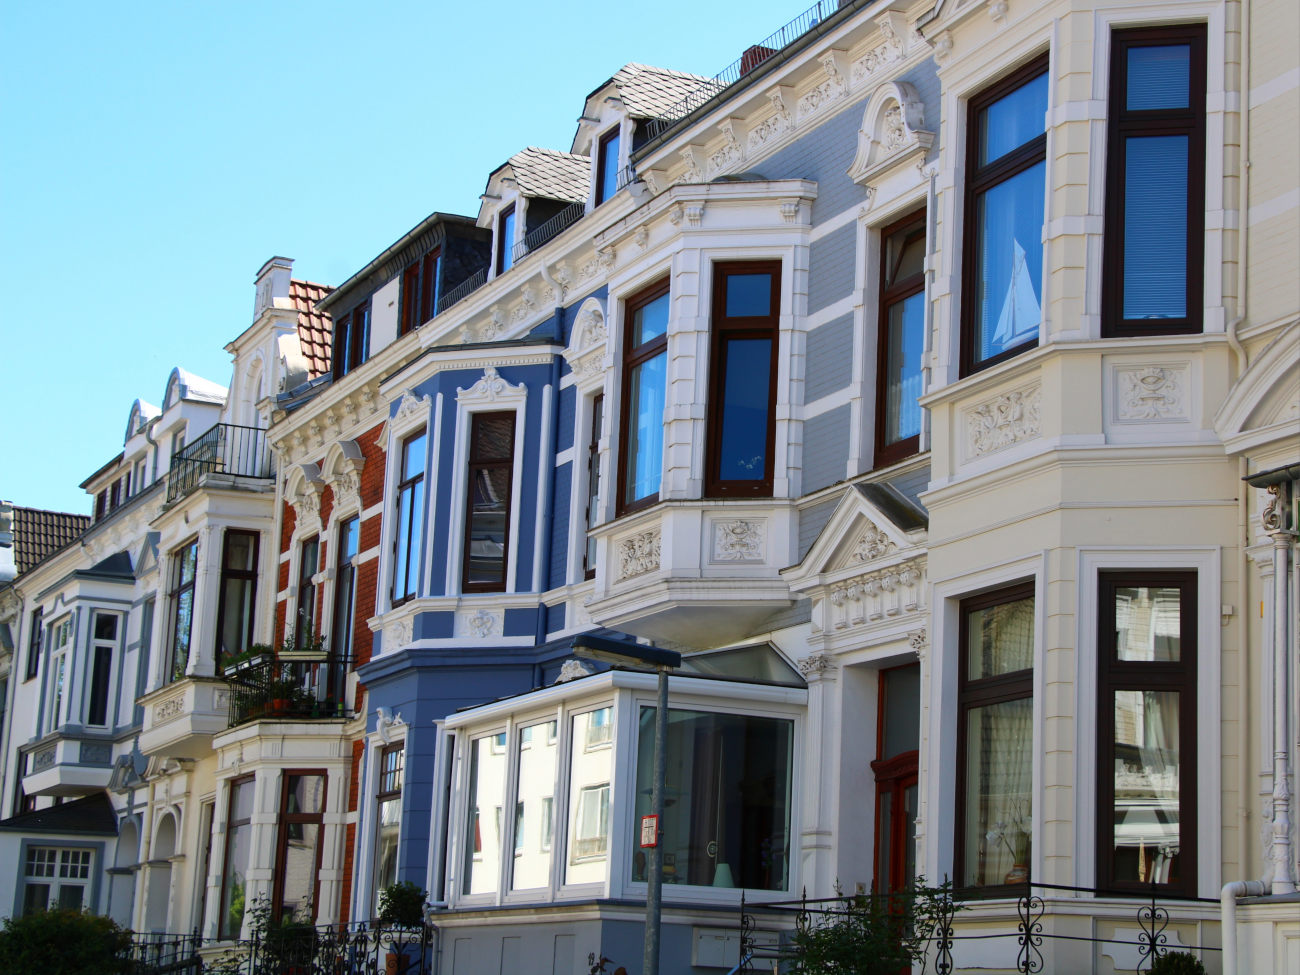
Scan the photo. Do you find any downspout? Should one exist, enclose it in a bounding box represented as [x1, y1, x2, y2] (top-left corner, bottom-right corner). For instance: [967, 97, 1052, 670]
[919, 163, 939, 454]
[1225, 0, 1251, 374]
[1264, 482, 1296, 894]
[1220, 879, 1267, 975]
[534, 336, 564, 645]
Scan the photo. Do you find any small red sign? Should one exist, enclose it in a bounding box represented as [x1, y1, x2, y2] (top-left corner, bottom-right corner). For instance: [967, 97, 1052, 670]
[639, 814, 659, 848]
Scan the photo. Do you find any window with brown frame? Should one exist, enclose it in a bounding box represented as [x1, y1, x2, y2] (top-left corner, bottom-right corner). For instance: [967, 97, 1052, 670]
[399, 248, 443, 336]
[496, 205, 516, 275]
[215, 529, 259, 660]
[273, 772, 327, 922]
[332, 517, 359, 660]
[332, 300, 371, 380]
[24, 607, 41, 681]
[294, 536, 319, 648]
[618, 278, 670, 514]
[955, 582, 1035, 891]
[219, 775, 254, 939]
[872, 663, 919, 894]
[1102, 26, 1206, 336]
[961, 56, 1049, 375]
[462, 411, 515, 593]
[595, 127, 621, 206]
[706, 262, 781, 497]
[391, 431, 426, 607]
[583, 394, 604, 579]
[1097, 570, 1197, 896]
[875, 211, 927, 468]
[167, 539, 199, 683]
[374, 744, 404, 907]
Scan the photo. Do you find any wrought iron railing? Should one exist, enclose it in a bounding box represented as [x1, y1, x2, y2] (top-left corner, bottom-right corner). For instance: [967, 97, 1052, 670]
[437, 268, 487, 315]
[737, 876, 1223, 975]
[642, 0, 850, 142]
[512, 200, 587, 265]
[124, 931, 203, 974]
[224, 653, 351, 728]
[167, 424, 272, 502]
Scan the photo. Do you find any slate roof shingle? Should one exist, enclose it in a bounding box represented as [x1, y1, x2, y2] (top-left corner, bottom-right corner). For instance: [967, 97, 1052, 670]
[609, 62, 721, 119]
[0, 792, 117, 835]
[12, 506, 89, 575]
[508, 147, 590, 203]
[291, 279, 334, 380]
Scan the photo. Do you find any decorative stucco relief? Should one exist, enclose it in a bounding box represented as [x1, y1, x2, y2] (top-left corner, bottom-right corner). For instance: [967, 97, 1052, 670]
[796, 53, 848, 120]
[712, 519, 765, 562]
[393, 389, 430, 426]
[465, 609, 498, 639]
[555, 659, 593, 684]
[965, 385, 1042, 457]
[153, 696, 186, 724]
[854, 523, 895, 562]
[797, 651, 835, 678]
[385, 616, 413, 652]
[617, 529, 661, 581]
[825, 559, 925, 631]
[1115, 364, 1188, 422]
[748, 89, 793, 152]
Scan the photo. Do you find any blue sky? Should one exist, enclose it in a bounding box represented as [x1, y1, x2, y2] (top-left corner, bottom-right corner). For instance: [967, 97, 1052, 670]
[0, 0, 807, 514]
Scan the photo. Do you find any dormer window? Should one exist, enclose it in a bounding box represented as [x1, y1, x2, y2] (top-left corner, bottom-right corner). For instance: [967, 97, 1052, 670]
[400, 249, 442, 337]
[333, 300, 371, 380]
[595, 127, 621, 205]
[496, 205, 516, 275]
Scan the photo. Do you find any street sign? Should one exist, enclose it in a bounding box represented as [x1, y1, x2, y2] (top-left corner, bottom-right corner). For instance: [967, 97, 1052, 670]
[640, 814, 659, 848]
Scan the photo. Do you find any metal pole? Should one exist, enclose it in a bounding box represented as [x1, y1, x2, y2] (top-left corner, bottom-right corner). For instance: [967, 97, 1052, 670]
[644, 665, 669, 975]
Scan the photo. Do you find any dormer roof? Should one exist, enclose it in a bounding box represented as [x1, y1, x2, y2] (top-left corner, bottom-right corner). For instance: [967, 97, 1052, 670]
[163, 367, 228, 409]
[598, 63, 718, 120]
[290, 279, 333, 380]
[497, 147, 590, 203]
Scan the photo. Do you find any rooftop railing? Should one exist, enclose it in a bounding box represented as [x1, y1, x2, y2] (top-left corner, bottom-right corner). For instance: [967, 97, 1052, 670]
[167, 424, 272, 503]
[438, 267, 487, 315]
[512, 199, 587, 265]
[642, 0, 849, 143]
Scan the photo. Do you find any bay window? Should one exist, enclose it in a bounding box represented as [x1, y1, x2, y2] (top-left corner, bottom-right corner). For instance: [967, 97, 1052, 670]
[46, 615, 73, 732]
[216, 529, 258, 661]
[167, 539, 199, 683]
[391, 431, 426, 606]
[564, 708, 613, 885]
[1102, 26, 1206, 336]
[955, 583, 1035, 889]
[1097, 571, 1196, 895]
[618, 279, 670, 513]
[461, 412, 516, 593]
[706, 262, 780, 497]
[962, 57, 1048, 374]
[875, 213, 926, 467]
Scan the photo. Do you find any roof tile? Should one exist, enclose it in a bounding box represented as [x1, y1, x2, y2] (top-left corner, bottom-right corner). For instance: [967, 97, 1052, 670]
[611, 63, 721, 119]
[12, 506, 89, 575]
[509, 147, 590, 203]
[291, 279, 334, 380]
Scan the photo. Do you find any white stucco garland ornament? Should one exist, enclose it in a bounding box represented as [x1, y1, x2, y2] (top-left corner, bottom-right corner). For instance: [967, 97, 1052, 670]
[555, 658, 593, 684]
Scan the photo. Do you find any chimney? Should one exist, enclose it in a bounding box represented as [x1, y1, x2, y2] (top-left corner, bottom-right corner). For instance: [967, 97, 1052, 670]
[254, 256, 294, 318]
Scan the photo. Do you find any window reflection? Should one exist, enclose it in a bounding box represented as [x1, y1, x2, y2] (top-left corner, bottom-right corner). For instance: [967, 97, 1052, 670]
[511, 720, 558, 890]
[463, 734, 507, 895]
[565, 709, 613, 885]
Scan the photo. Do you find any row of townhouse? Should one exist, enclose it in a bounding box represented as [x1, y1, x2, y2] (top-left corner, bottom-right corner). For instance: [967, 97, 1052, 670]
[1, 0, 1296, 971]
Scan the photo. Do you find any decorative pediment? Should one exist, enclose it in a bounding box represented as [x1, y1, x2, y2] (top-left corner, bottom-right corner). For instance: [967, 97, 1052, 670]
[783, 484, 926, 593]
[322, 440, 366, 513]
[563, 297, 609, 388]
[285, 462, 326, 530]
[847, 81, 934, 188]
[134, 532, 161, 580]
[457, 366, 527, 407]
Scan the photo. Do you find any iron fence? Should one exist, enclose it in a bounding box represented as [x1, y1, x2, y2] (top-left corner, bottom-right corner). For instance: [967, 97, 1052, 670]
[738, 876, 1223, 974]
[512, 200, 586, 265]
[167, 424, 272, 502]
[642, 0, 848, 142]
[224, 653, 352, 728]
[438, 268, 487, 315]
[126, 931, 204, 974]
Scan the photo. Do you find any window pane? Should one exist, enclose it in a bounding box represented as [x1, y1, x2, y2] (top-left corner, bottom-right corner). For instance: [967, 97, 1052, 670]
[511, 719, 558, 891]
[402, 433, 427, 480]
[979, 71, 1048, 165]
[885, 232, 926, 289]
[23, 883, 50, 916]
[466, 467, 510, 585]
[279, 822, 320, 919]
[1127, 44, 1190, 110]
[472, 413, 515, 462]
[94, 614, 117, 641]
[632, 708, 793, 891]
[88, 645, 112, 725]
[881, 665, 921, 759]
[220, 578, 255, 656]
[716, 338, 771, 481]
[499, 210, 515, 273]
[225, 532, 256, 572]
[375, 797, 401, 896]
[963, 697, 1033, 887]
[967, 595, 1035, 679]
[285, 775, 325, 815]
[231, 779, 255, 822]
[724, 273, 772, 317]
[973, 161, 1045, 361]
[883, 292, 925, 445]
[1122, 135, 1188, 319]
[600, 133, 621, 202]
[623, 352, 666, 504]
[632, 292, 670, 347]
[221, 822, 251, 938]
[463, 735, 506, 895]
[1114, 585, 1183, 661]
[1112, 690, 1182, 884]
[565, 709, 613, 885]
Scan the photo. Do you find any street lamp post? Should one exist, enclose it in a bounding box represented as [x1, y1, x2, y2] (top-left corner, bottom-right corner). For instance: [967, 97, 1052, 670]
[571, 635, 681, 975]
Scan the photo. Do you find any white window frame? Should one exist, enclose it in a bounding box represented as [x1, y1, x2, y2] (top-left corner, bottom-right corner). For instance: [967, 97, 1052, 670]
[379, 389, 434, 615]
[45, 614, 74, 733]
[23, 846, 94, 914]
[84, 610, 121, 727]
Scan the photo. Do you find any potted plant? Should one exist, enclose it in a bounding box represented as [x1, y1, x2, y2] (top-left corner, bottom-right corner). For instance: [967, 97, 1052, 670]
[220, 643, 274, 676]
[377, 881, 427, 927]
[265, 677, 303, 716]
[276, 633, 328, 663]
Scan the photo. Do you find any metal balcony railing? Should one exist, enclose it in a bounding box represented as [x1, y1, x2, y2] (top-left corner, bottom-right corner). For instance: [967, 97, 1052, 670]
[642, 0, 849, 142]
[438, 268, 488, 315]
[511, 200, 587, 265]
[167, 424, 272, 502]
[224, 653, 351, 728]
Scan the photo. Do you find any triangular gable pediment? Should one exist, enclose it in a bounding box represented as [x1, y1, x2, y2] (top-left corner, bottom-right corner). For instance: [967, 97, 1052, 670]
[783, 483, 926, 594]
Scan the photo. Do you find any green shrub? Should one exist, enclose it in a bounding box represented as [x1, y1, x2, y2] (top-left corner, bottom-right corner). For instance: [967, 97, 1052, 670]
[1150, 950, 1207, 975]
[377, 881, 428, 926]
[0, 909, 133, 975]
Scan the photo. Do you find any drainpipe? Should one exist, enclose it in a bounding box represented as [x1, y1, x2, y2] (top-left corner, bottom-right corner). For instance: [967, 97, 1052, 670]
[1220, 879, 1267, 975]
[1263, 483, 1296, 894]
[919, 163, 938, 454]
[1225, 0, 1251, 374]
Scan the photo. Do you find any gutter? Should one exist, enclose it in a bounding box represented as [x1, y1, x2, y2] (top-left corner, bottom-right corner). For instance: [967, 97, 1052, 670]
[1220, 880, 1266, 975]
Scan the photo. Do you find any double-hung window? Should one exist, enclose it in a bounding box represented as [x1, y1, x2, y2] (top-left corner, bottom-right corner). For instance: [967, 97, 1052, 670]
[86, 612, 117, 726]
[46, 616, 73, 732]
[1097, 571, 1196, 894]
[1103, 26, 1206, 336]
[332, 300, 371, 380]
[332, 517, 359, 659]
[962, 57, 1049, 374]
[876, 213, 927, 467]
[294, 536, 319, 648]
[374, 743, 404, 906]
[391, 431, 426, 606]
[618, 279, 670, 513]
[706, 262, 780, 497]
[955, 583, 1035, 889]
[219, 776, 254, 939]
[583, 394, 604, 579]
[462, 412, 516, 593]
[496, 205, 516, 275]
[24, 607, 41, 680]
[216, 530, 258, 661]
[400, 249, 443, 336]
[273, 772, 326, 922]
[595, 127, 621, 205]
[168, 539, 199, 682]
